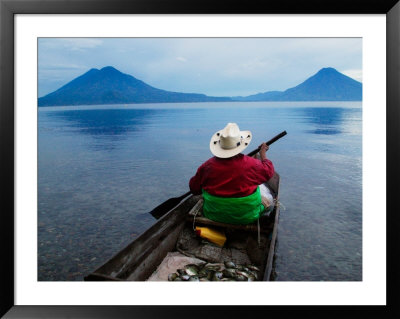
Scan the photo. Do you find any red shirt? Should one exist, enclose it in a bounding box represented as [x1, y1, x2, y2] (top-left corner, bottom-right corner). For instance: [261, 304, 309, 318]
[189, 154, 274, 197]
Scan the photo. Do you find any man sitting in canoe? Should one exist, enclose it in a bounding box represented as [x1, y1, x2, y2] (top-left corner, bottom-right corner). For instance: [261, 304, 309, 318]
[189, 123, 275, 225]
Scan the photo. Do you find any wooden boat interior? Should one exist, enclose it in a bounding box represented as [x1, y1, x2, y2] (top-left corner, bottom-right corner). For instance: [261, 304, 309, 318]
[85, 172, 280, 282]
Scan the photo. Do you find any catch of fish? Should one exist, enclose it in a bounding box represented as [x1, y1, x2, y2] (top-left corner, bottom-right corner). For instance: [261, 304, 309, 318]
[168, 260, 260, 281]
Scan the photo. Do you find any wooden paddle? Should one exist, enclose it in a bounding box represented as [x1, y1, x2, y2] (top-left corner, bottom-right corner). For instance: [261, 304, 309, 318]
[149, 130, 287, 219]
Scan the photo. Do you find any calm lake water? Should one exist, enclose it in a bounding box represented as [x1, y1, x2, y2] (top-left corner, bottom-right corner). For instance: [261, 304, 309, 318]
[38, 101, 362, 281]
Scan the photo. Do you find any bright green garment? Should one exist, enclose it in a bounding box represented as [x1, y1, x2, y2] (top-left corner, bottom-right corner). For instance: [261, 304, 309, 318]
[202, 187, 265, 225]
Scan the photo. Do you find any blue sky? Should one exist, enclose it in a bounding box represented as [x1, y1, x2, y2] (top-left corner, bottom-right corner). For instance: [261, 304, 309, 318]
[38, 38, 362, 98]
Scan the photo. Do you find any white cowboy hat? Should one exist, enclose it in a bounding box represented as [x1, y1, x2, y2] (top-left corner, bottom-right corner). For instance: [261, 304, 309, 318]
[209, 123, 252, 158]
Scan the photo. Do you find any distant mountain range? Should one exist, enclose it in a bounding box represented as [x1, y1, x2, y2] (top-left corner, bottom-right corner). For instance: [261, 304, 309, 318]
[38, 66, 362, 106]
[239, 67, 362, 101]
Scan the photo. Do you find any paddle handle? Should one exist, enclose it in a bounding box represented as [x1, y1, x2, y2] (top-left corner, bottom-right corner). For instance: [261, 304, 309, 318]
[246, 130, 287, 157]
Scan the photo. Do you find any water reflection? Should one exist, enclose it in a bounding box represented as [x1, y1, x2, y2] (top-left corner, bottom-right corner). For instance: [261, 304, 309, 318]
[43, 108, 157, 137]
[41, 109, 161, 152]
[297, 107, 349, 135]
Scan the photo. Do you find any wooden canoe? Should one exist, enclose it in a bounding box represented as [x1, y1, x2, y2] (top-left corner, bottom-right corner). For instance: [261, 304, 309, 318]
[84, 172, 281, 281]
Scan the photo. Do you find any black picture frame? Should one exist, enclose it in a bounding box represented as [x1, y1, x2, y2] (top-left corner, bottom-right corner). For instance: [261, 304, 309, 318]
[1, 0, 399, 318]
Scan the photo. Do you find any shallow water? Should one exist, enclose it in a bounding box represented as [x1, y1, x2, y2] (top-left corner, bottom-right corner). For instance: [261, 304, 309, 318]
[38, 101, 362, 281]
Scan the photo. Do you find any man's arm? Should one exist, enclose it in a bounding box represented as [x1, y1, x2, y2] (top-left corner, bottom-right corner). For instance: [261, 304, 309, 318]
[257, 142, 275, 180]
[259, 142, 269, 161]
[189, 165, 204, 195]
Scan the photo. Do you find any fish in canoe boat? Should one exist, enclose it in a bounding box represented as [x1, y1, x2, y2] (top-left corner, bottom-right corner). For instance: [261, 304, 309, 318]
[84, 172, 281, 282]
